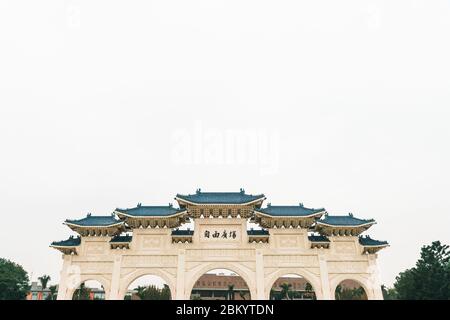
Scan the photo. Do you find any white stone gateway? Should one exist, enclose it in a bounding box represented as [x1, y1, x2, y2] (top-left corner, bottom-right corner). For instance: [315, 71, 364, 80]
[51, 189, 388, 300]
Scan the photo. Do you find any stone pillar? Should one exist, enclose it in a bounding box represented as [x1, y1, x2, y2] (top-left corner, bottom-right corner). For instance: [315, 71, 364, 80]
[56, 255, 73, 300]
[368, 254, 383, 300]
[108, 255, 123, 300]
[175, 249, 186, 299]
[318, 254, 332, 300]
[255, 249, 266, 300]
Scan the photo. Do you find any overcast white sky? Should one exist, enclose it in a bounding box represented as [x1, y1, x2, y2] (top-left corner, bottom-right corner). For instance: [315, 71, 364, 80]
[1, 0, 449, 288]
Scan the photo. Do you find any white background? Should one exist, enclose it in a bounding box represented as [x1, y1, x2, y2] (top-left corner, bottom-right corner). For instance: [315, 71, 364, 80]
[1, 0, 449, 288]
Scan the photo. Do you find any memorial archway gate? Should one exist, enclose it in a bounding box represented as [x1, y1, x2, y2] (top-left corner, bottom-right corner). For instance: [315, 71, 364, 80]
[52, 189, 388, 300]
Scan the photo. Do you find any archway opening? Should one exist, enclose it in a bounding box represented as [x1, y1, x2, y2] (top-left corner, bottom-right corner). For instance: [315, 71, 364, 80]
[334, 279, 368, 300]
[72, 280, 105, 300]
[190, 269, 251, 300]
[270, 274, 316, 300]
[124, 275, 172, 300]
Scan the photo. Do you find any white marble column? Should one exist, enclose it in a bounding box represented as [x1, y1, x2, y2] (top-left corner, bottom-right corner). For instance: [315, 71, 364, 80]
[175, 249, 186, 299]
[368, 254, 383, 300]
[56, 255, 73, 300]
[108, 255, 123, 300]
[255, 249, 266, 300]
[318, 253, 332, 300]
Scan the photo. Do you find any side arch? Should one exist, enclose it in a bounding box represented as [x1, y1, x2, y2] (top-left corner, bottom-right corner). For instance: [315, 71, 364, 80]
[66, 275, 111, 300]
[265, 268, 323, 300]
[329, 274, 374, 300]
[118, 268, 177, 300]
[184, 262, 257, 300]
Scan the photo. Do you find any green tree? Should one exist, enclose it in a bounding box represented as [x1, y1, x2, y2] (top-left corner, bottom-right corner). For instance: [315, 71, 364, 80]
[304, 282, 316, 300]
[280, 283, 292, 300]
[394, 241, 450, 300]
[134, 284, 171, 300]
[381, 285, 397, 300]
[0, 258, 30, 300]
[161, 284, 171, 300]
[135, 285, 147, 300]
[38, 275, 51, 290]
[47, 285, 58, 300]
[73, 283, 91, 300]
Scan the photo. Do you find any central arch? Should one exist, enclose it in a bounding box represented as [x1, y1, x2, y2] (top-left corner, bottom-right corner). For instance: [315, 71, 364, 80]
[185, 262, 257, 300]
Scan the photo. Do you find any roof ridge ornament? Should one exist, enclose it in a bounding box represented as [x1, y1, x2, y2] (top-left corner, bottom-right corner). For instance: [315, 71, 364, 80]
[299, 203, 304, 207]
[87, 213, 92, 217]
[240, 188, 245, 194]
[137, 203, 142, 207]
[267, 202, 271, 207]
[169, 203, 173, 208]
[349, 212, 353, 217]
[196, 188, 201, 194]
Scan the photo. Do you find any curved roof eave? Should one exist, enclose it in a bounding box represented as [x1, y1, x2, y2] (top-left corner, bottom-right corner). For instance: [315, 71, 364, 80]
[64, 221, 124, 228]
[114, 210, 188, 219]
[175, 196, 266, 206]
[254, 209, 325, 219]
[315, 221, 376, 228]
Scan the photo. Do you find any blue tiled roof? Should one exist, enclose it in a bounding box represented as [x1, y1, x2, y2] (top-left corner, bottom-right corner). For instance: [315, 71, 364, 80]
[317, 214, 375, 226]
[172, 229, 194, 236]
[247, 229, 269, 236]
[176, 188, 265, 204]
[110, 235, 132, 243]
[65, 214, 123, 227]
[51, 236, 81, 247]
[359, 236, 388, 246]
[308, 235, 330, 242]
[257, 204, 324, 216]
[115, 204, 185, 217]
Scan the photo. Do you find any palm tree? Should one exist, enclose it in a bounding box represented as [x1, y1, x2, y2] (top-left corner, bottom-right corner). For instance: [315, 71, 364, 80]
[304, 282, 315, 300]
[305, 282, 313, 292]
[38, 275, 51, 290]
[135, 286, 147, 300]
[73, 282, 90, 300]
[280, 283, 292, 300]
[227, 284, 235, 300]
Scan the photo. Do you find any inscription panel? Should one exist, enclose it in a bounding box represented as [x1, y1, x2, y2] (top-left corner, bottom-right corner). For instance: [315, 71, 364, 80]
[198, 225, 242, 243]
